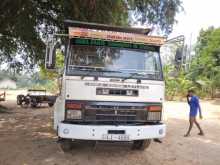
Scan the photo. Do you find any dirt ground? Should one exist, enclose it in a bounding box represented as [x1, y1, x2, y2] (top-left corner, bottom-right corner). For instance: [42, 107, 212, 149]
[0, 90, 220, 165]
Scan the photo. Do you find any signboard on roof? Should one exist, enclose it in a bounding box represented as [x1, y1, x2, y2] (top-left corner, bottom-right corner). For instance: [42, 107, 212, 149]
[69, 27, 165, 46]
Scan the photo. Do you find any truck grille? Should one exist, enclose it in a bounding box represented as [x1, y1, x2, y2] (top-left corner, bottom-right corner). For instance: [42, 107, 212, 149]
[84, 105, 147, 122]
[96, 109, 137, 121]
[65, 100, 162, 123]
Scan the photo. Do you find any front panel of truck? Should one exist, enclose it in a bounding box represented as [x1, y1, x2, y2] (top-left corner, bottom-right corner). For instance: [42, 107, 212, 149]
[54, 25, 166, 143]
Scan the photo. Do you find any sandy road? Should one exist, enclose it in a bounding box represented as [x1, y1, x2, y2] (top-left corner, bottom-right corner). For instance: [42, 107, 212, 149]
[0, 91, 220, 165]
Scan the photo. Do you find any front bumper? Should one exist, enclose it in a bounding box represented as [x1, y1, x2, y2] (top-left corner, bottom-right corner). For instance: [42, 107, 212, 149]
[58, 123, 166, 141]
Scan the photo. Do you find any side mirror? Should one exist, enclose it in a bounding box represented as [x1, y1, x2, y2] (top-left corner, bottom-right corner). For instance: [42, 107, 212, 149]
[45, 41, 59, 69]
[175, 48, 183, 63]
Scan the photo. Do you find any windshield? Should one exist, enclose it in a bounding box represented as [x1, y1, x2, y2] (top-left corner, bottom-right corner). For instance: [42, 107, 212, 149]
[67, 41, 163, 80]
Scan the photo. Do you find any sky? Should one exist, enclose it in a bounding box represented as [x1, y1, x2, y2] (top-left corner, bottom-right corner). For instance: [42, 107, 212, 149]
[169, 0, 220, 44]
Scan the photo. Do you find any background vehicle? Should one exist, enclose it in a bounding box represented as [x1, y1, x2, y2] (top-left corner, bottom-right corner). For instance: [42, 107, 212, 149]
[46, 20, 166, 151]
[0, 91, 6, 102]
[17, 89, 57, 108]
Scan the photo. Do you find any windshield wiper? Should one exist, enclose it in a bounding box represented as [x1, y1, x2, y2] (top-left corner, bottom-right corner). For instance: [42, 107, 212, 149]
[70, 66, 122, 73]
[70, 66, 123, 79]
[97, 69, 123, 73]
[71, 66, 100, 71]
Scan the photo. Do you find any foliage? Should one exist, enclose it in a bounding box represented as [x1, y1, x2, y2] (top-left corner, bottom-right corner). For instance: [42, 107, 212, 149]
[163, 65, 193, 100]
[129, 0, 183, 33]
[0, 70, 58, 93]
[189, 27, 220, 97]
[163, 65, 177, 100]
[29, 80, 58, 94]
[165, 27, 220, 99]
[0, 0, 182, 69]
[39, 50, 64, 80]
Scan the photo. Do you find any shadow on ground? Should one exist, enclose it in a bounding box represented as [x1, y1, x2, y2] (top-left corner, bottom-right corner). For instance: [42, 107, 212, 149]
[211, 99, 220, 105]
[0, 104, 12, 114]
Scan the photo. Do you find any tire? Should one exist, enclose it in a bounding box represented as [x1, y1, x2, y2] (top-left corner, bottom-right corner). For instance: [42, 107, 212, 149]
[17, 95, 24, 105]
[132, 139, 151, 150]
[60, 139, 73, 152]
[30, 97, 38, 108]
[48, 102, 54, 107]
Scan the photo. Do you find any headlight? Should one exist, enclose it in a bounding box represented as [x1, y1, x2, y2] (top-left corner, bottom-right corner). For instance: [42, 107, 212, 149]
[66, 110, 82, 120]
[147, 111, 161, 121]
[146, 105, 162, 121]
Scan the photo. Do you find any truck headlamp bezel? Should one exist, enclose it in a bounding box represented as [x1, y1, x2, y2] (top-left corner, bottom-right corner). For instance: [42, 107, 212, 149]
[66, 109, 82, 120]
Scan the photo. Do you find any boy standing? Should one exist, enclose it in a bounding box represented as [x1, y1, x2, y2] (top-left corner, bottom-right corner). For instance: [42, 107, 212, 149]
[184, 90, 204, 137]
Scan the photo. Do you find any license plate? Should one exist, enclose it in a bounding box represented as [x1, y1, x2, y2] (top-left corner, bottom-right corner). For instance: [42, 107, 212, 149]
[102, 134, 130, 141]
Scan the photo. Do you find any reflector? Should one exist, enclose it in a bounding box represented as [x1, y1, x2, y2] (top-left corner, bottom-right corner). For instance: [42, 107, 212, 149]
[66, 103, 82, 109]
[147, 105, 162, 112]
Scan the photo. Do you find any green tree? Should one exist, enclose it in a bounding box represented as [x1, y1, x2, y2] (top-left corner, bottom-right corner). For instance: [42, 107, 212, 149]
[39, 50, 64, 79]
[189, 27, 220, 97]
[0, 0, 183, 68]
[163, 65, 192, 100]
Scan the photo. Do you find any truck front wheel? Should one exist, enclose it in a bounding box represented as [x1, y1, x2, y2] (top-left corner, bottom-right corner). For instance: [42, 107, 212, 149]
[48, 102, 54, 107]
[60, 139, 73, 152]
[30, 98, 38, 108]
[132, 139, 151, 150]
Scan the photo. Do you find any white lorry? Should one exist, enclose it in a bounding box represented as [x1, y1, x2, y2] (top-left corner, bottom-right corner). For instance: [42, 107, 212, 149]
[45, 20, 166, 150]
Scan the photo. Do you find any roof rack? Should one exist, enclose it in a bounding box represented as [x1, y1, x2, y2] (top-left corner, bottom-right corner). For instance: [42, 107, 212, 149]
[64, 20, 151, 35]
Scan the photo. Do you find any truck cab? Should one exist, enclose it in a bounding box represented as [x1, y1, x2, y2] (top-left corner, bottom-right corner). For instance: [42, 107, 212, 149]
[46, 20, 166, 150]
